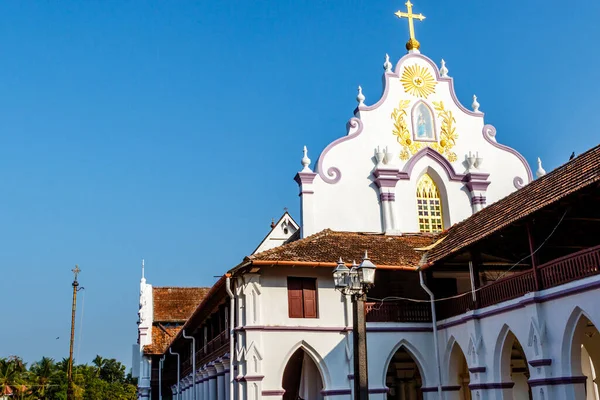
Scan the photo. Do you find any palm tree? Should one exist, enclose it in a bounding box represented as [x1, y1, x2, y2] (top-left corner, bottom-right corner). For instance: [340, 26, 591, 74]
[0, 357, 25, 399]
[29, 357, 56, 399]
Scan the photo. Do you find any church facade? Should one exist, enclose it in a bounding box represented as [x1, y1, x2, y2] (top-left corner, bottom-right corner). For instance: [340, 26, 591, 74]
[133, 3, 600, 400]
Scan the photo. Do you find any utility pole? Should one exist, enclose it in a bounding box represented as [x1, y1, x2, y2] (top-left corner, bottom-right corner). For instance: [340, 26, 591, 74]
[67, 265, 81, 400]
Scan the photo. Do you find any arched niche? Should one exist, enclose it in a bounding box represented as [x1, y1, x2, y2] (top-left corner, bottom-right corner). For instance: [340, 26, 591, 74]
[411, 100, 438, 143]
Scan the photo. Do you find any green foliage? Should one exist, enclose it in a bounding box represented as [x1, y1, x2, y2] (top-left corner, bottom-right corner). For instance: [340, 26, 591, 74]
[0, 355, 137, 400]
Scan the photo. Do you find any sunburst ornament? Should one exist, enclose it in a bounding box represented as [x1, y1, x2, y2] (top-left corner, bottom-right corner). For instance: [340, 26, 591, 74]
[400, 64, 437, 98]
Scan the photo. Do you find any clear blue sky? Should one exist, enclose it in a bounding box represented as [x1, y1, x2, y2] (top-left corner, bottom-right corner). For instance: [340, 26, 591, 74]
[1, 0, 598, 368]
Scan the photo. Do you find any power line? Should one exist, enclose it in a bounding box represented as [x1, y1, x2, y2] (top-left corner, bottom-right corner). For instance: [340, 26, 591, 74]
[367, 208, 569, 307]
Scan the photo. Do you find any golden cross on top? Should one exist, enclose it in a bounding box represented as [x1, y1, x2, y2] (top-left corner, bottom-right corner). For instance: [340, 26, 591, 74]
[395, 1, 426, 50]
[72, 265, 81, 282]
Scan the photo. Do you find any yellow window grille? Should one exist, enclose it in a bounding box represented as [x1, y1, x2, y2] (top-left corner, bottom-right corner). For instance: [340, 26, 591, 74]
[416, 174, 444, 233]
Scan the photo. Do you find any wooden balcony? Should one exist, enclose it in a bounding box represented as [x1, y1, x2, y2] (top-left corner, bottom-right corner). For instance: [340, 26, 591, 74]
[181, 330, 230, 377]
[367, 245, 600, 324]
[366, 300, 431, 323]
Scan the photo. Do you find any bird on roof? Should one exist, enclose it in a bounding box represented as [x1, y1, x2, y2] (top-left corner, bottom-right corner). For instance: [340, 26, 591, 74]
[570, 152, 575, 160]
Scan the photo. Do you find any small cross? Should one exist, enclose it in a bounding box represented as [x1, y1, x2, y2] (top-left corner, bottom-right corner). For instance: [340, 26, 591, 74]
[72, 265, 81, 282]
[395, 1, 426, 42]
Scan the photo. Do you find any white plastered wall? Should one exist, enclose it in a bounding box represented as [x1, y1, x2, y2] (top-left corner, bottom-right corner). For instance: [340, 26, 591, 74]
[303, 52, 531, 237]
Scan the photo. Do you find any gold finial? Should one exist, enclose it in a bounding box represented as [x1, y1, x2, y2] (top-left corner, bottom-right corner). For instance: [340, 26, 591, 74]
[394, 1, 426, 51]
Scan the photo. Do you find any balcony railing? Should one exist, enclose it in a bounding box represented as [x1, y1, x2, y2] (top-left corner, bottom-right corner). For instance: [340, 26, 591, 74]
[367, 245, 600, 324]
[181, 330, 230, 377]
[479, 269, 537, 308]
[540, 245, 600, 288]
[366, 300, 431, 323]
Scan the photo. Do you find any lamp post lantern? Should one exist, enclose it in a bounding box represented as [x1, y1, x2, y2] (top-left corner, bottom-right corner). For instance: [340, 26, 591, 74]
[333, 251, 377, 400]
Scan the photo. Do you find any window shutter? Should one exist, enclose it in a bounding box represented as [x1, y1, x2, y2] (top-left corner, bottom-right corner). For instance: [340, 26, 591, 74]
[287, 278, 304, 318]
[302, 279, 317, 318]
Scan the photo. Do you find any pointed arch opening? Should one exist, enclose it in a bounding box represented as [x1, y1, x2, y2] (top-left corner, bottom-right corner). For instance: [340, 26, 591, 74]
[447, 340, 472, 400]
[495, 327, 532, 400]
[282, 347, 324, 400]
[385, 344, 426, 400]
[416, 173, 444, 233]
[563, 309, 600, 400]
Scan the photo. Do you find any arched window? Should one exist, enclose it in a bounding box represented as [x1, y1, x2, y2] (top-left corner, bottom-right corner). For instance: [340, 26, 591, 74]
[416, 174, 444, 233]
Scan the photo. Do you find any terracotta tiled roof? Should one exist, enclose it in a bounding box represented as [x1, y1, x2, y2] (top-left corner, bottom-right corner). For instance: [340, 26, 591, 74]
[247, 229, 437, 268]
[143, 325, 182, 355]
[425, 144, 600, 264]
[152, 287, 211, 322]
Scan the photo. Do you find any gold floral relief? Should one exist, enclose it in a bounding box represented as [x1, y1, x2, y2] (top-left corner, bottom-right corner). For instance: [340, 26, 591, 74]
[431, 101, 458, 162]
[391, 100, 422, 160]
[400, 64, 437, 98]
[391, 100, 458, 162]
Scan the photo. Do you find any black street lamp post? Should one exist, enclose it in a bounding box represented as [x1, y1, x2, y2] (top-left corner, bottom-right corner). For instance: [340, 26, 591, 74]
[333, 252, 377, 400]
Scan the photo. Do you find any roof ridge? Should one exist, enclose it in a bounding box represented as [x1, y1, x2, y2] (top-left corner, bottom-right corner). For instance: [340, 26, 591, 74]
[249, 228, 333, 259]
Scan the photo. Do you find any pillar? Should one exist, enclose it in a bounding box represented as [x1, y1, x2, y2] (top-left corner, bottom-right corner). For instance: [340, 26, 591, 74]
[222, 356, 231, 400]
[215, 361, 225, 400]
[373, 165, 401, 235]
[464, 172, 490, 213]
[294, 170, 317, 237]
[407, 381, 417, 400]
[207, 365, 218, 400]
[195, 370, 202, 400]
[203, 368, 209, 400]
[182, 377, 188, 400]
[398, 380, 406, 400]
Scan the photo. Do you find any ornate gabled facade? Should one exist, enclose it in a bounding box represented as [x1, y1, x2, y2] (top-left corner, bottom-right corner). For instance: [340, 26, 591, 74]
[135, 3, 600, 400]
[296, 45, 531, 237]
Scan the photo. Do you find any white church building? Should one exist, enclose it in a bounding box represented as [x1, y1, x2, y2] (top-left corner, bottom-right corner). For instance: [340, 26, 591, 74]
[133, 3, 600, 400]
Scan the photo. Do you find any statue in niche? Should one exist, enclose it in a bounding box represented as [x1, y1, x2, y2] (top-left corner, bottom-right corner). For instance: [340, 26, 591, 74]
[412, 102, 436, 142]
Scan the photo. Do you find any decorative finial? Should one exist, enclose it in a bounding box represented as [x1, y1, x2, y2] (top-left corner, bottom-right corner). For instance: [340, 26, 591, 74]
[440, 59, 448, 77]
[472, 95, 480, 112]
[357, 85, 365, 106]
[363, 250, 369, 260]
[395, 1, 426, 52]
[383, 54, 392, 73]
[301, 145, 312, 172]
[536, 157, 546, 178]
[141, 259, 145, 280]
[72, 265, 81, 283]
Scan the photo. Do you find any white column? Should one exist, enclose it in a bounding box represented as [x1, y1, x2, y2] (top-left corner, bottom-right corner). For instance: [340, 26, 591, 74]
[197, 370, 203, 400]
[294, 171, 317, 237]
[207, 365, 218, 400]
[202, 369, 209, 400]
[215, 361, 225, 400]
[222, 357, 231, 400]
